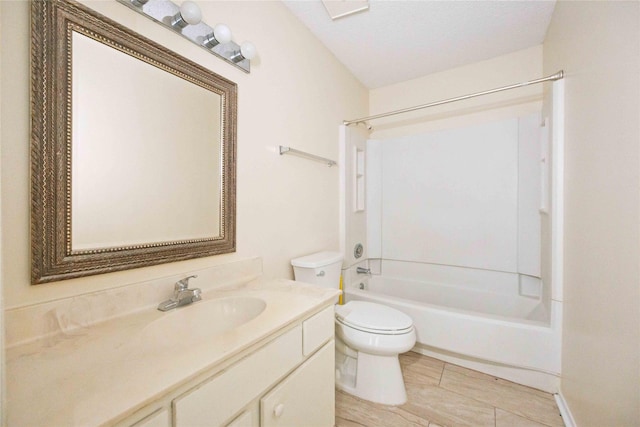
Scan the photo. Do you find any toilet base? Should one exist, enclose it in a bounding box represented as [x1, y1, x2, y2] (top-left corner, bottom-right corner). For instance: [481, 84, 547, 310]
[336, 346, 408, 406]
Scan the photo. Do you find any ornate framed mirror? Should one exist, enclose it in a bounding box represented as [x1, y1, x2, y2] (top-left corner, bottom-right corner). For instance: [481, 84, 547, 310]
[31, 0, 237, 284]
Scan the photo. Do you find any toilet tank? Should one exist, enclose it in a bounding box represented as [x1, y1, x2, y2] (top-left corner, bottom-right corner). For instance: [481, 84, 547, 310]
[291, 251, 344, 289]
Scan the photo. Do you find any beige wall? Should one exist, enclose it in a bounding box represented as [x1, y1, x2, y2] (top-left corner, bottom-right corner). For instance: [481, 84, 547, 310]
[543, 1, 640, 425]
[0, 1, 367, 308]
[369, 45, 544, 140]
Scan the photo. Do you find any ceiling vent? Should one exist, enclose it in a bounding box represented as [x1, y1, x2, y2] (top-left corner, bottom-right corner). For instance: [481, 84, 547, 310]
[321, 0, 369, 20]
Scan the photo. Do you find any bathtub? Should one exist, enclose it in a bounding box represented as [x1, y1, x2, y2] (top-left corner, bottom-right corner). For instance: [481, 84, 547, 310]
[343, 260, 561, 391]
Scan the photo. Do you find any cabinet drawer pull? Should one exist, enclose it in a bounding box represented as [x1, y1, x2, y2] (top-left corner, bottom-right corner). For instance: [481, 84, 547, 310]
[273, 403, 285, 418]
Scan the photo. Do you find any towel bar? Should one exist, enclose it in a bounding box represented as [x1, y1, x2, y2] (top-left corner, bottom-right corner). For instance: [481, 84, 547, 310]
[279, 146, 337, 167]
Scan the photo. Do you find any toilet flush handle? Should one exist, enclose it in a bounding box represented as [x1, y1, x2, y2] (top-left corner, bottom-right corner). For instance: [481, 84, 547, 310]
[316, 270, 325, 277]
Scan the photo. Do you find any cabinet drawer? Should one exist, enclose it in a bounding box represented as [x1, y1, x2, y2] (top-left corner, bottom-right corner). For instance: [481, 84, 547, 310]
[302, 306, 334, 356]
[261, 340, 335, 427]
[173, 326, 302, 427]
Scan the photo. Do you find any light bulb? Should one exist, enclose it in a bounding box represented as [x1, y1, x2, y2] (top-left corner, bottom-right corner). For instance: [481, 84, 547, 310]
[240, 42, 257, 60]
[230, 42, 257, 63]
[204, 24, 232, 48]
[179, 1, 202, 25]
[213, 24, 232, 44]
[170, 1, 202, 29]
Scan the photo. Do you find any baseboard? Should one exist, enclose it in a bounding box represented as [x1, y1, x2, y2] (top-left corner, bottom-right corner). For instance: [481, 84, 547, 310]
[412, 343, 560, 393]
[554, 392, 577, 427]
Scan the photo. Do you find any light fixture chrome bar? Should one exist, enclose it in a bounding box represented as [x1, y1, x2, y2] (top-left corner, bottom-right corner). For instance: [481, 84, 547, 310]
[344, 70, 565, 126]
[279, 146, 337, 167]
[116, 0, 251, 73]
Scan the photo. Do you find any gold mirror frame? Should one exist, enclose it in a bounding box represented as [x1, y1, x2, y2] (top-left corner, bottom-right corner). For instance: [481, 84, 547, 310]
[31, 0, 237, 284]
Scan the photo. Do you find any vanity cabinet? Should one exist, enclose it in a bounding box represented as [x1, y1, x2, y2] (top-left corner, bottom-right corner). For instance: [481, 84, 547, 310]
[169, 305, 335, 427]
[7, 274, 340, 427]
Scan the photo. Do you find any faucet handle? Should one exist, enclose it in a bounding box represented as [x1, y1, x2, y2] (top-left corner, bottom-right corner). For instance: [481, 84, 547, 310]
[356, 267, 371, 275]
[175, 274, 198, 291]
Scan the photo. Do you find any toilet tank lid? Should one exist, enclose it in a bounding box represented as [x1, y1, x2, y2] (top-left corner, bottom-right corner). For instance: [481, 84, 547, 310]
[291, 251, 344, 268]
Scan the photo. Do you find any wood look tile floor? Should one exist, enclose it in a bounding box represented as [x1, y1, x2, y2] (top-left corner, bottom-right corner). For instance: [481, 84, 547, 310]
[335, 351, 564, 427]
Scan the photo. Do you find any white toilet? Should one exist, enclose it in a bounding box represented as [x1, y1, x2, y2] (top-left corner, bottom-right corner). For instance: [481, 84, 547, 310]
[291, 251, 416, 405]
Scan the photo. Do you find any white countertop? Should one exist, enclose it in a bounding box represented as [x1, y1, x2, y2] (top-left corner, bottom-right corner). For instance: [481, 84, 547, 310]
[6, 278, 339, 426]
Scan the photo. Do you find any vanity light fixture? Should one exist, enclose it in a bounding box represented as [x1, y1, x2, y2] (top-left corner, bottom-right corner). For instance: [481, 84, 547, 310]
[116, 0, 257, 73]
[170, 1, 202, 29]
[203, 24, 232, 49]
[230, 42, 257, 63]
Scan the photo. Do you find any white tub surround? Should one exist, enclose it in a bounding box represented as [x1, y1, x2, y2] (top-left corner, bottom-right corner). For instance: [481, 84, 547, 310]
[6, 260, 339, 426]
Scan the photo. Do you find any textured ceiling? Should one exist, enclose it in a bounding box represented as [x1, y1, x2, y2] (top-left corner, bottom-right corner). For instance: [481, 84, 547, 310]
[282, 0, 556, 89]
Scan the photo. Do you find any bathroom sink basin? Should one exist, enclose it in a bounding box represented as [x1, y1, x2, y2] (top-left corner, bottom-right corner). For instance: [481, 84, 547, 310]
[141, 296, 267, 342]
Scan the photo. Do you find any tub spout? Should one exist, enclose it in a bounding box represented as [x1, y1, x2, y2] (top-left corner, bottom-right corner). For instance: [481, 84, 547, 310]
[356, 267, 371, 275]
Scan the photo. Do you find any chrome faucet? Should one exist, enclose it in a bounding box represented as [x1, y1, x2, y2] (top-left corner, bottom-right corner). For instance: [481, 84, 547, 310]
[157, 275, 202, 311]
[356, 267, 371, 274]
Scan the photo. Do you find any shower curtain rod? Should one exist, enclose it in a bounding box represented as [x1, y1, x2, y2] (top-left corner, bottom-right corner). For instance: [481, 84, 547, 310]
[343, 70, 564, 126]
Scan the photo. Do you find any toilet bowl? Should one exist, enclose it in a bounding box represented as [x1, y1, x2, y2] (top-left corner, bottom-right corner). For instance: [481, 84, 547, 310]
[291, 251, 416, 406]
[335, 301, 416, 405]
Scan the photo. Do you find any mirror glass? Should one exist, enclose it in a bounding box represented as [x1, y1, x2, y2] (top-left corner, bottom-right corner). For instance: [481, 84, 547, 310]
[31, 0, 237, 284]
[71, 32, 222, 250]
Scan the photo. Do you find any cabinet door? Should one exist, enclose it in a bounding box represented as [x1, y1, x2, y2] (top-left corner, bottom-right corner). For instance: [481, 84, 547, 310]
[260, 340, 335, 427]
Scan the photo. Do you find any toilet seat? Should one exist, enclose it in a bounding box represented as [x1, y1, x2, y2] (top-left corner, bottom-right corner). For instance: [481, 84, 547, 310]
[335, 301, 414, 335]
